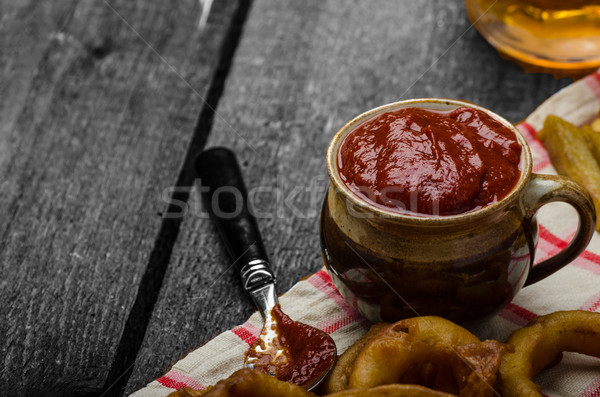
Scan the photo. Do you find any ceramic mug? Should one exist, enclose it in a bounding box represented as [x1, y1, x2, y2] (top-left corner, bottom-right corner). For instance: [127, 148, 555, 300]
[321, 98, 596, 324]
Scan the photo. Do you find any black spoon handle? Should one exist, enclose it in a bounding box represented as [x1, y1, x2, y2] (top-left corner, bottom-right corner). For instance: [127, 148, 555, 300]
[195, 147, 275, 294]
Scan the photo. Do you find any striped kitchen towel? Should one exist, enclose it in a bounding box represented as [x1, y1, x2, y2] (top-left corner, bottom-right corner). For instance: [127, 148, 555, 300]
[133, 71, 600, 397]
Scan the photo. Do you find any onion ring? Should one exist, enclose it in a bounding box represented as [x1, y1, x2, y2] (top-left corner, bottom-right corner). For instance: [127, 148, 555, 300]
[348, 317, 510, 396]
[348, 316, 479, 389]
[500, 310, 600, 397]
[348, 329, 436, 389]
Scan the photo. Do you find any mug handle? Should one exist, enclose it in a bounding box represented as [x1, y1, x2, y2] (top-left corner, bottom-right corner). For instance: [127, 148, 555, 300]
[522, 174, 596, 286]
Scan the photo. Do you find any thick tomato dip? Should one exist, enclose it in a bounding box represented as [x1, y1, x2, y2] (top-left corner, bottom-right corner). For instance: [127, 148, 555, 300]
[338, 107, 522, 215]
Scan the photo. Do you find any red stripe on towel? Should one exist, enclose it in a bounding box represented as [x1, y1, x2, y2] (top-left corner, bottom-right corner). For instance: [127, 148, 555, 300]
[579, 376, 600, 397]
[158, 370, 205, 390]
[308, 270, 366, 323]
[231, 323, 260, 346]
[500, 303, 537, 326]
[583, 71, 600, 101]
[517, 122, 551, 171]
[580, 292, 600, 312]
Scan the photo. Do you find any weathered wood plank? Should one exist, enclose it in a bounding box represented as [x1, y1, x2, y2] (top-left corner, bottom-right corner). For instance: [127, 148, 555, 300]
[127, 0, 571, 392]
[0, 0, 239, 394]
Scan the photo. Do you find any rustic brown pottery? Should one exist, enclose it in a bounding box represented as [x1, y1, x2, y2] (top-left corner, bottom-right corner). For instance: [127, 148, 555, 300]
[321, 98, 596, 324]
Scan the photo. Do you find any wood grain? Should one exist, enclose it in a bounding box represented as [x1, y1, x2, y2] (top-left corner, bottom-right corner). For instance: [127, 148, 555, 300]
[126, 0, 571, 392]
[0, 0, 238, 394]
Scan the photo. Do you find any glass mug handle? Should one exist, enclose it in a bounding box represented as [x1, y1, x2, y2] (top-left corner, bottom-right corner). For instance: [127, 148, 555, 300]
[521, 174, 596, 286]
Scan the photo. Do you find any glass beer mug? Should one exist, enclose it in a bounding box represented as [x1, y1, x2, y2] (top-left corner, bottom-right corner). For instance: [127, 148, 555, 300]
[465, 0, 600, 78]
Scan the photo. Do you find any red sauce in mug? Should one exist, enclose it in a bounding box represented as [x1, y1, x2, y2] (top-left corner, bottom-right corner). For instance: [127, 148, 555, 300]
[244, 304, 336, 387]
[338, 107, 522, 215]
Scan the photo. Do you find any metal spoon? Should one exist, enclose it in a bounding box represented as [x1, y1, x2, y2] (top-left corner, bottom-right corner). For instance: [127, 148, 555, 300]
[195, 147, 336, 391]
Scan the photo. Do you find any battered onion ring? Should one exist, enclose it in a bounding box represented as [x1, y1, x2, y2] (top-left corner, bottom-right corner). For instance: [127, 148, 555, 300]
[348, 317, 510, 396]
[348, 316, 479, 389]
[500, 310, 600, 397]
[348, 329, 436, 389]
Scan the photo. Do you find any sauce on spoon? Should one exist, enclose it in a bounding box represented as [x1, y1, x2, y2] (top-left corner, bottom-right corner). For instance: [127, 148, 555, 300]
[245, 304, 336, 388]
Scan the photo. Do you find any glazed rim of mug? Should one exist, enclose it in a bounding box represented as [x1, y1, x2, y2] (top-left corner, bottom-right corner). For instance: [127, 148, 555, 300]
[326, 98, 533, 225]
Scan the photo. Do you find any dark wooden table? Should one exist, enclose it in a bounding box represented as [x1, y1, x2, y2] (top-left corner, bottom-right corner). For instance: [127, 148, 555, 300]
[1, 0, 572, 395]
